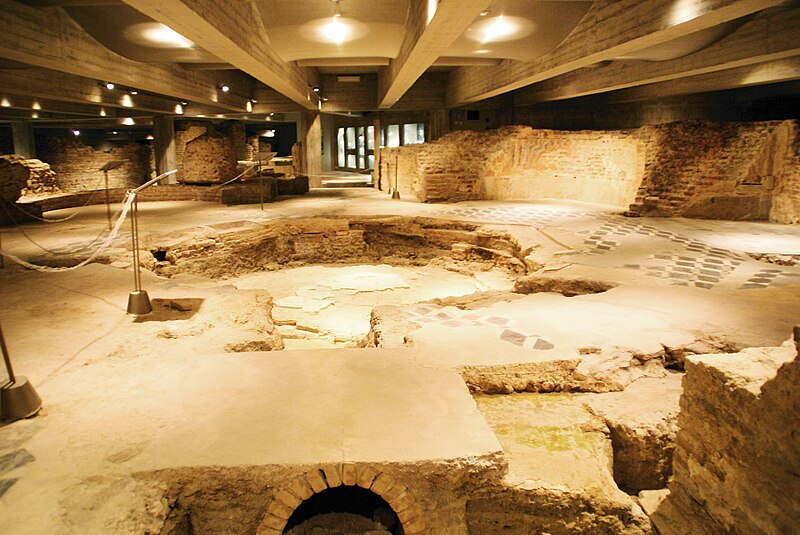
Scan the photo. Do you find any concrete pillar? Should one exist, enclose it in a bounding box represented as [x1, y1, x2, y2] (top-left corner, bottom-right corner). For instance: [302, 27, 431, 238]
[428, 109, 450, 141]
[373, 117, 382, 190]
[153, 115, 178, 184]
[298, 111, 322, 187]
[320, 112, 335, 172]
[11, 121, 36, 158]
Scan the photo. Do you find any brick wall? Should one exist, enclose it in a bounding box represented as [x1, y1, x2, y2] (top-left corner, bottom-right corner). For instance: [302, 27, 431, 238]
[666, 332, 800, 534]
[381, 126, 644, 206]
[628, 120, 800, 221]
[41, 138, 151, 193]
[381, 121, 800, 223]
[176, 121, 243, 185]
[0, 154, 59, 201]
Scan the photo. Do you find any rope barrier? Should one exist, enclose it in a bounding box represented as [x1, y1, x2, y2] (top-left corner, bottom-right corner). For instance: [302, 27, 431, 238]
[0, 192, 135, 272]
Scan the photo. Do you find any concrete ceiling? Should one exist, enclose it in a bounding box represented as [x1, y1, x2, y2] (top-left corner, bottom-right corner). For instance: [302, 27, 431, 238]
[0, 0, 798, 123]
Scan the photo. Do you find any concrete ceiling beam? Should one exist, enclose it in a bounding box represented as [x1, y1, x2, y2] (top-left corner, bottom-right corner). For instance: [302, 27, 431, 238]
[0, 0, 249, 111]
[377, 0, 492, 109]
[515, 8, 800, 106]
[604, 56, 800, 103]
[446, 0, 787, 107]
[122, 0, 319, 110]
[0, 68, 202, 116]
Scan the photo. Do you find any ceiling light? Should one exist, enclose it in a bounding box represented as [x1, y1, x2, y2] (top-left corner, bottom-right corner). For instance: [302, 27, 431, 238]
[132, 23, 194, 48]
[121, 94, 134, 107]
[122, 117, 135, 125]
[146, 134, 154, 140]
[313, 86, 321, 93]
[181, 101, 188, 106]
[99, 107, 107, 117]
[1, 98, 10, 107]
[32, 101, 41, 110]
[174, 103, 184, 115]
[251, 98, 258, 104]
[105, 82, 115, 90]
[72, 129, 80, 136]
[479, 9, 490, 17]
[246, 100, 253, 113]
[112, 131, 118, 135]
[465, 15, 535, 44]
[263, 130, 275, 138]
[31, 112, 38, 119]
[129, 90, 138, 96]
[269, 112, 274, 116]
[332, 0, 343, 18]
[320, 17, 351, 44]
[474, 49, 491, 54]
[322, 97, 329, 101]
[220, 84, 230, 92]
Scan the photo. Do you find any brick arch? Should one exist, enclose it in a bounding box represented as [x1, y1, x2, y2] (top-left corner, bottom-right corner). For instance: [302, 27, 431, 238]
[257, 463, 428, 535]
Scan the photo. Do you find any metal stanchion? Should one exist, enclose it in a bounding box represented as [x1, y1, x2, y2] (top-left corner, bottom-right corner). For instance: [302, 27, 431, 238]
[98, 160, 127, 231]
[125, 169, 177, 316]
[391, 154, 401, 200]
[0, 322, 42, 422]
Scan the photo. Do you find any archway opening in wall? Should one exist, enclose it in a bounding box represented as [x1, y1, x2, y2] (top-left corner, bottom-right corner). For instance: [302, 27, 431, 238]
[283, 485, 404, 535]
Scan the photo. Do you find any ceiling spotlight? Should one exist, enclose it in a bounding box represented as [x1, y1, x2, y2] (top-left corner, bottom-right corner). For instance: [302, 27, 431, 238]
[313, 86, 321, 93]
[99, 107, 107, 116]
[129, 90, 138, 95]
[180, 100, 188, 106]
[269, 112, 274, 116]
[72, 129, 80, 136]
[220, 84, 230, 92]
[112, 131, 118, 135]
[1, 98, 11, 107]
[31, 112, 38, 119]
[479, 9, 490, 17]
[332, 0, 343, 18]
[105, 82, 115, 90]
[322, 97, 329, 101]
[146, 134, 154, 140]
[246, 100, 253, 113]
[122, 117, 135, 125]
[251, 98, 258, 104]
[174, 103, 184, 115]
[32, 101, 41, 110]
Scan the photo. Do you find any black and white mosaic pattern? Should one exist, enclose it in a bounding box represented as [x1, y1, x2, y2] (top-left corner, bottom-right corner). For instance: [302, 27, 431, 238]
[437, 205, 586, 227]
[639, 254, 742, 289]
[403, 304, 555, 350]
[740, 269, 800, 289]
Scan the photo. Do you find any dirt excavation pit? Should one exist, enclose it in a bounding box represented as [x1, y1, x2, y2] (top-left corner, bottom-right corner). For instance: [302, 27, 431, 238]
[145, 216, 526, 349]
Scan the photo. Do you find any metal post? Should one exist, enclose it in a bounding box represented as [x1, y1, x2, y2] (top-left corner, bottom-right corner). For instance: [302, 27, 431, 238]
[0, 323, 16, 385]
[259, 175, 264, 211]
[104, 170, 112, 231]
[126, 192, 151, 315]
[0, 230, 4, 269]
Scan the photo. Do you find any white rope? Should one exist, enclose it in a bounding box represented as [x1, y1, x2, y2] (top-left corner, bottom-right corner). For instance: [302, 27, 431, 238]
[0, 192, 135, 272]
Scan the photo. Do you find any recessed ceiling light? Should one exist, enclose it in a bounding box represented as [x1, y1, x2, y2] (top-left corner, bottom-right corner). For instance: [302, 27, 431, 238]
[220, 84, 230, 92]
[474, 49, 491, 54]
[105, 82, 115, 90]
[112, 131, 118, 135]
[466, 15, 534, 44]
[146, 134, 154, 140]
[72, 129, 80, 136]
[130, 90, 138, 96]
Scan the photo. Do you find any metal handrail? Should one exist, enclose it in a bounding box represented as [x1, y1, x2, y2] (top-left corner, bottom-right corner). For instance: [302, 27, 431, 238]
[132, 169, 178, 194]
[215, 163, 259, 189]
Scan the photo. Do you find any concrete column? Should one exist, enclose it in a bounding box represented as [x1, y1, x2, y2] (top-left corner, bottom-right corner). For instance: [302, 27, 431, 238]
[428, 109, 450, 141]
[11, 121, 36, 158]
[373, 118, 382, 190]
[298, 111, 322, 187]
[153, 115, 178, 184]
[320, 112, 335, 172]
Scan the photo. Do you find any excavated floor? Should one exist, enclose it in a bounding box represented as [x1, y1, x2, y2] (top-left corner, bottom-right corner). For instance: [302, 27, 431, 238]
[1, 189, 799, 533]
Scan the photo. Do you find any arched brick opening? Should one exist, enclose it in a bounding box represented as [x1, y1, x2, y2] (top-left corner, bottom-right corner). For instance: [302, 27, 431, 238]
[283, 485, 401, 533]
[257, 464, 428, 535]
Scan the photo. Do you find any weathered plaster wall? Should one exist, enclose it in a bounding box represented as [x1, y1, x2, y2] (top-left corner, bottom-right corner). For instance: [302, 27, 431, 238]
[628, 120, 800, 221]
[40, 139, 151, 192]
[381, 121, 800, 223]
[664, 329, 800, 534]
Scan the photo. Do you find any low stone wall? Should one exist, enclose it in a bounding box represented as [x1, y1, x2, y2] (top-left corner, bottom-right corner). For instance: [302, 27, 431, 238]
[663, 328, 800, 534]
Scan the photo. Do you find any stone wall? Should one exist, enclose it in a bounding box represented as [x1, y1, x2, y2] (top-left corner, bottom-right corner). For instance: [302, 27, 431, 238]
[663, 329, 800, 534]
[380, 121, 800, 223]
[628, 120, 800, 221]
[0, 154, 59, 201]
[41, 139, 151, 192]
[381, 126, 645, 206]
